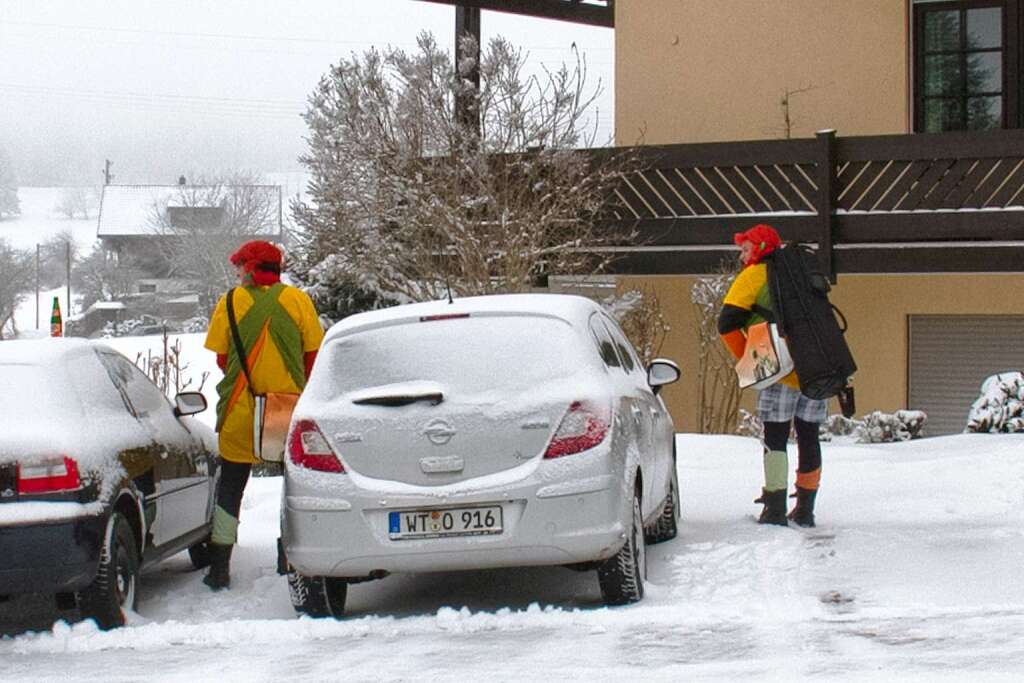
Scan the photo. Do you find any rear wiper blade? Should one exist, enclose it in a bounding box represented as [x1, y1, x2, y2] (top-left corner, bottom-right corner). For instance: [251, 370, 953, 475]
[352, 392, 444, 407]
[348, 381, 445, 407]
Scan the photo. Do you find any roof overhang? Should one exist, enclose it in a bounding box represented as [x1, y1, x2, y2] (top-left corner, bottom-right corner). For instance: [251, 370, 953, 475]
[416, 0, 613, 28]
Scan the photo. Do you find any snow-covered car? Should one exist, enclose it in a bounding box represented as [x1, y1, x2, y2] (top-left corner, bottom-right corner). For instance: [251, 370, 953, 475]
[0, 339, 217, 629]
[280, 294, 681, 617]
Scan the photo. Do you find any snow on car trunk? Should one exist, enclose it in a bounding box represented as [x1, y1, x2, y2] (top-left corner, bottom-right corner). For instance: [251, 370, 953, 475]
[302, 313, 598, 486]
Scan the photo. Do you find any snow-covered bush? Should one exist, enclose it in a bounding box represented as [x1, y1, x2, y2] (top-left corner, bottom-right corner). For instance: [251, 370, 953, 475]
[180, 316, 209, 334]
[854, 410, 927, 443]
[739, 408, 926, 443]
[603, 288, 670, 365]
[966, 371, 1024, 433]
[735, 408, 762, 438]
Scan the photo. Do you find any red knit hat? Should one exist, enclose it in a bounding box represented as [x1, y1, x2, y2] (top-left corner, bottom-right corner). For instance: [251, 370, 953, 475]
[733, 224, 782, 265]
[229, 240, 282, 272]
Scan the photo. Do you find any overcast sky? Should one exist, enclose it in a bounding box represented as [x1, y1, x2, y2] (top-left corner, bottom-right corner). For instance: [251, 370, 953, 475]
[0, 0, 614, 186]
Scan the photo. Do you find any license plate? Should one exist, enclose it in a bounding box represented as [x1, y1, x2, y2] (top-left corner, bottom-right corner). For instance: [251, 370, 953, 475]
[388, 505, 503, 540]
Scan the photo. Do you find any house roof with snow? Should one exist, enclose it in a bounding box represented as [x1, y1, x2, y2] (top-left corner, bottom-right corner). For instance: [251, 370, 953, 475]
[96, 184, 282, 237]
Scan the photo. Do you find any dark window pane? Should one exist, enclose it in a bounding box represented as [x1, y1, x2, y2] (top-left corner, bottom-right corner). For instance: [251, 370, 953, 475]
[967, 51, 1002, 93]
[924, 98, 964, 132]
[967, 7, 1002, 49]
[967, 96, 1002, 129]
[925, 54, 962, 95]
[925, 10, 961, 51]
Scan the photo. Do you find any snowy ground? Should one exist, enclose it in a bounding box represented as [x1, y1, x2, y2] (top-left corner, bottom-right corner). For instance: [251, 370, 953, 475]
[1, 422, 1022, 680]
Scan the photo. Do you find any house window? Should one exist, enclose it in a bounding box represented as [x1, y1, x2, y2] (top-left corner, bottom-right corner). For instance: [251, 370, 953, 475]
[914, 1, 1010, 132]
[138, 283, 157, 293]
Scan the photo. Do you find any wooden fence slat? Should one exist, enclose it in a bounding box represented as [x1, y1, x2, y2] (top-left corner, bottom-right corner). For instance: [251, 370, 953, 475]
[735, 165, 785, 212]
[943, 158, 1000, 209]
[985, 159, 1024, 207]
[619, 174, 662, 218]
[872, 159, 931, 212]
[857, 160, 912, 212]
[631, 170, 677, 218]
[709, 166, 755, 213]
[758, 164, 813, 212]
[641, 169, 692, 217]
[670, 168, 716, 215]
[678, 168, 731, 214]
[895, 158, 957, 210]
[785, 163, 819, 207]
[921, 158, 977, 209]
[838, 161, 884, 211]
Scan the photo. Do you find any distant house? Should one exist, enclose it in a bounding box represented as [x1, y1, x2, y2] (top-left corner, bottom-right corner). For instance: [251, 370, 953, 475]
[96, 182, 283, 295]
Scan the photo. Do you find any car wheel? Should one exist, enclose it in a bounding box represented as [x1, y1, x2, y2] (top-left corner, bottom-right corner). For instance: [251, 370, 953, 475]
[646, 457, 680, 544]
[288, 571, 348, 618]
[188, 535, 212, 570]
[597, 489, 646, 606]
[77, 512, 139, 630]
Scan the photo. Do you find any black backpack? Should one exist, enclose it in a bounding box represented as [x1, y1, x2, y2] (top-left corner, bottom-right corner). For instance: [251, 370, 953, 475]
[766, 243, 857, 404]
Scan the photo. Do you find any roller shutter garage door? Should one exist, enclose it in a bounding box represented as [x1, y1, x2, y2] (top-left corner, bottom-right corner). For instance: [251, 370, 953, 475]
[908, 315, 1024, 435]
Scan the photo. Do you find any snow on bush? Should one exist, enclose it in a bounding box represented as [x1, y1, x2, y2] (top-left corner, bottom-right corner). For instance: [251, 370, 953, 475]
[855, 410, 927, 443]
[737, 407, 927, 443]
[966, 371, 1024, 433]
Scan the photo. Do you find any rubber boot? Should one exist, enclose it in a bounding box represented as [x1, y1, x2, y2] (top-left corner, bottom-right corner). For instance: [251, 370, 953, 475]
[788, 487, 817, 528]
[757, 488, 789, 526]
[202, 543, 233, 590]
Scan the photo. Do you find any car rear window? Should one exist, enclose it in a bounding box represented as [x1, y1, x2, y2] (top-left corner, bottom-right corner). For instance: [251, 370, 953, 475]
[315, 315, 581, 397]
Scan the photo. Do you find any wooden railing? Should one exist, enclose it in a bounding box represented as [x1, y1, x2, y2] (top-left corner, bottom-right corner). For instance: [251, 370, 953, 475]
[597, 129, 1024, 277]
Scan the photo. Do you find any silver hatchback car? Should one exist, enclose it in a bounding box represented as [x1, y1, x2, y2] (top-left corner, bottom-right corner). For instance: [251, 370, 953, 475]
[280, 294, 680, 616]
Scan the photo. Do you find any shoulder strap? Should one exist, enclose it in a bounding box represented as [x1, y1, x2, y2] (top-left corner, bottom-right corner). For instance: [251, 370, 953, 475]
[226, 288, 256, 397]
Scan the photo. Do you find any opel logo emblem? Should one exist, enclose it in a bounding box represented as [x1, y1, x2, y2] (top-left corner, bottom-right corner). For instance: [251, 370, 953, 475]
[423, 419, 456, 446]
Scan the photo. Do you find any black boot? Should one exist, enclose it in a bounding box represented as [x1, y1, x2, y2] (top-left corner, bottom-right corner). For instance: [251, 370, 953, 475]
[789, 487, 817, 528]
[202, 543, 233, 590]
[757, 488, 788, 526]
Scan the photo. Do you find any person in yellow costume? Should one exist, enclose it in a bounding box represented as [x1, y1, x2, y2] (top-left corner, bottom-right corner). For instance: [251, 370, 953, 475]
[717, 225, 826, 528]
[202, 240, 324, 589]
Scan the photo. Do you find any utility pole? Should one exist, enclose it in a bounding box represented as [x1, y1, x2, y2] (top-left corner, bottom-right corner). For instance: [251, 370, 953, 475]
[66, 241, 72, 322]
[35, 243, 40, 330]
[103, 159, 114, 185]
[454, 6, 481, 136]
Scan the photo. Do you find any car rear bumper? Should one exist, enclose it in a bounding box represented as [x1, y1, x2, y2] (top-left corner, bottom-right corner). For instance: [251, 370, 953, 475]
[0, 514, 106, 596]
[282, 452, 633, 577]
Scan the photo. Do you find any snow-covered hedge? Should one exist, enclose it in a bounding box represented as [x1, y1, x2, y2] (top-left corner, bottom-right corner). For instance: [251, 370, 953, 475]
[966, 371, 1024, 433]
[738, 408, 927, 443]
[854, 410, 927, 443]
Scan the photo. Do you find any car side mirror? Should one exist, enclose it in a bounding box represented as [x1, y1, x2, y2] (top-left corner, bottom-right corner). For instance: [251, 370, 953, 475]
[647, 359, 681, 395]
[174, 391, 207, 417]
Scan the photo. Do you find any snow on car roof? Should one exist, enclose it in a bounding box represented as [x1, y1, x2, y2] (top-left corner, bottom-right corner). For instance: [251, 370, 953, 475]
[0, 337, 101, 365]
[324, 293, 601, 342]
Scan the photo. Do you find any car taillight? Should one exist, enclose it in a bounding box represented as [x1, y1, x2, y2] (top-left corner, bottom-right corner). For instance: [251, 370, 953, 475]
[288, 419, 345, 473]
[543, 401, 611, 459]
[17, 456, 82, 494]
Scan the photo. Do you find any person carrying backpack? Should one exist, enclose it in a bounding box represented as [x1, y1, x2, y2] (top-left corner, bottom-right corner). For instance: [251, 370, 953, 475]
[717, 224, 824, 528]
[202, 240, 325, 589]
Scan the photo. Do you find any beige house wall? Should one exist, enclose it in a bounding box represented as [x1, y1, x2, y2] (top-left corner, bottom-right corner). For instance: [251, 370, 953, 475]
[619, 273, 1024, 432]
[615, 0, 910, 145]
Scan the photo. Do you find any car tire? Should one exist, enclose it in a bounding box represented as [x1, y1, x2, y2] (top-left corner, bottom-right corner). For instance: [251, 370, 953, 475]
[597, 490, 646, 606]
[187, 536, 212, 570]
[77, 512, 139, 630]
[646, 457, 680, 544]
[288, 572, 348, 618]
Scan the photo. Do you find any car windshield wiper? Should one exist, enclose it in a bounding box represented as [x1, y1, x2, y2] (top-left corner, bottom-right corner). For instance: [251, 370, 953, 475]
[349, 381, 445, 407]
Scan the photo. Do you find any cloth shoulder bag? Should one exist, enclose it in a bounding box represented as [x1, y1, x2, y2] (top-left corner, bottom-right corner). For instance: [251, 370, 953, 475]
[734, 320, 794, 391]
[226, 288, 299, 463]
